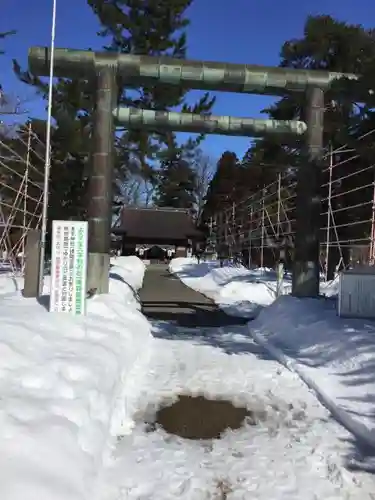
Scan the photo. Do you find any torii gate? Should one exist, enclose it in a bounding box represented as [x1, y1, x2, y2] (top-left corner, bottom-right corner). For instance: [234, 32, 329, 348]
[28, 47, 355, 296]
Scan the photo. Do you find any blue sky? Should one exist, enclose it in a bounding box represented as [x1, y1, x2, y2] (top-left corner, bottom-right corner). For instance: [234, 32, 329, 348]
[1, 0, 375, 161]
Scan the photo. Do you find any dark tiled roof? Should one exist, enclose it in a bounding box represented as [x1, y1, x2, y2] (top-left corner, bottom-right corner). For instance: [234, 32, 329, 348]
[114, 206, 202, 240]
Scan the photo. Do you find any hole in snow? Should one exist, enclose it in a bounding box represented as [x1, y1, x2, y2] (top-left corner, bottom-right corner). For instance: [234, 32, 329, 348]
[148, 394, 262, 440]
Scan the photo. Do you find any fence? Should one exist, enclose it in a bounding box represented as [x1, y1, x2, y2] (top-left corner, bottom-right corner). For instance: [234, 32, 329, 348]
[209, 130, 375, 279]
[0, 122, 45, 273]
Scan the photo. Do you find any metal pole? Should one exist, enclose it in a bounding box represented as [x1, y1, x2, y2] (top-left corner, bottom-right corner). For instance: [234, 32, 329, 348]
[276, 173, 282, 292]
[232, 202, 235, 261]
[369, 172, 375, 265]
[224, 210, 229, 254]
[325, 143, 333, 281]
[38, 0, 57, 296]
[22, 122, 31, 273]
[218, 211, 224, 267]
[213, 215, 217, 258]
[249, 206, 253, 268]
[277, 173, 281, 239]
[261, 190, 265, 270]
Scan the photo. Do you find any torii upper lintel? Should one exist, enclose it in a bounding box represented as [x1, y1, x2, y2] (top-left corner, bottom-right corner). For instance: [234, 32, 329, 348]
[28, 47, 357, 97]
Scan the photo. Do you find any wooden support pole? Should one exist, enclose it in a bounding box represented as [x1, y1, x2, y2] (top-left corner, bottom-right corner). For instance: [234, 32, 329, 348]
[23, 229, 41, 298]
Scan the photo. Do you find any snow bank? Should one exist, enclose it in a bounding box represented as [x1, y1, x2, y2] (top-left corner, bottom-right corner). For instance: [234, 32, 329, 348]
[170, 257, 291, 318]
[320, 275, 340, 297]
[170, 258, 338, 317]
[0, 272, 22, 296]
[251, 295, 375, 451]
[0, 256, 152, 500]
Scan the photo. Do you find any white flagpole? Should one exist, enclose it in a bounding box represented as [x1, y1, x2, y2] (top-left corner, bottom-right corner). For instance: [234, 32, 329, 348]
[38, 0, 57, 296]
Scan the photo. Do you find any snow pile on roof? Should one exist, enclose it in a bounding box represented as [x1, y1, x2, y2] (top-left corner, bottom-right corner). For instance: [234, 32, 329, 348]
[0, 256, 152, 500]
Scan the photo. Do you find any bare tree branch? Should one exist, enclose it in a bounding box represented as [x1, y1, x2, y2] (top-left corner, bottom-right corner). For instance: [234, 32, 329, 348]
[192, 148, 215, 219]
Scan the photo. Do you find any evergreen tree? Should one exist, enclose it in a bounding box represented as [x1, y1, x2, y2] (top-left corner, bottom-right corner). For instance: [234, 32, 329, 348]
[235, 15, 375, 276]
[12, 0, 215, 227]
[202, 151, 239, 221]
[154, 137, 197, 210]
[89, 0, 215, 205]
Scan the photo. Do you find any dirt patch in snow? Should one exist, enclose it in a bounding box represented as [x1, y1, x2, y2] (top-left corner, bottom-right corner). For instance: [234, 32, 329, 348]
[149, 394, 261, 440]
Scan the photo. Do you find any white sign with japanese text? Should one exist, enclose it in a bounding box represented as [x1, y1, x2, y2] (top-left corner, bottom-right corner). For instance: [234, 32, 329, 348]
[50, 220, 88, 315]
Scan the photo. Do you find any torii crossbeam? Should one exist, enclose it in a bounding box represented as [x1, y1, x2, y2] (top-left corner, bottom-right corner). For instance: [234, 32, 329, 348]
[113, 107, 307, 137]
[28, 47, 356, 96]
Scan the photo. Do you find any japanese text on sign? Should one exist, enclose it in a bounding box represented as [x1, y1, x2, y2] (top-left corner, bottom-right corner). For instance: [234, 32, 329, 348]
[50, 221, 88, 315]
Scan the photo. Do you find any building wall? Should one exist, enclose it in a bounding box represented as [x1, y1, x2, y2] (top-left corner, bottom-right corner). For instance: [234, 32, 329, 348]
[120, 236, 190, 261]
[175, 246, 188, 258]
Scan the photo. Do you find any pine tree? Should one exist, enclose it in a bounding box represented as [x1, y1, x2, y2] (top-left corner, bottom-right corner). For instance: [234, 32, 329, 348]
[12, 0, 215, 226]
[236, 15, 375, 276]
[154, 137, 197, 210]
[202, 151, 239, 221]
[89, 0, 215, 206]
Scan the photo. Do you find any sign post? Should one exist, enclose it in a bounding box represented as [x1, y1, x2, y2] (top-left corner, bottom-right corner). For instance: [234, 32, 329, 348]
[50, 220, 88, 315]
[276, 262, 285, 297]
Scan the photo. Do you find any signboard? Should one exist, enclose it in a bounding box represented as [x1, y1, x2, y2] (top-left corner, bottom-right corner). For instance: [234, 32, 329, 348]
[338, 267, 375, 319]
[50, 220, 88, 315]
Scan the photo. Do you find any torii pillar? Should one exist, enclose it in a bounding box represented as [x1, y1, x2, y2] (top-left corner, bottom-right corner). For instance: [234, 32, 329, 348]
[86, 65, 117, 294]
[292, 87, 324, 297]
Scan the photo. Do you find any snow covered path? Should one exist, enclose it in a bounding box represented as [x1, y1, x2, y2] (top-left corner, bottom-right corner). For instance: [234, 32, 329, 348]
[97, 321, 375, 500]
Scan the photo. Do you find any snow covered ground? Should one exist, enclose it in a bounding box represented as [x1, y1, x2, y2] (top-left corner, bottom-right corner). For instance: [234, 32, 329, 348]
[98, 319, 375, 499]
[0, 256, 153, 500]
[2, 255, 375, 500]
[170, 257, 375, 473]
[0, 270, 22, 296]
[252, 297, 375, 467]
